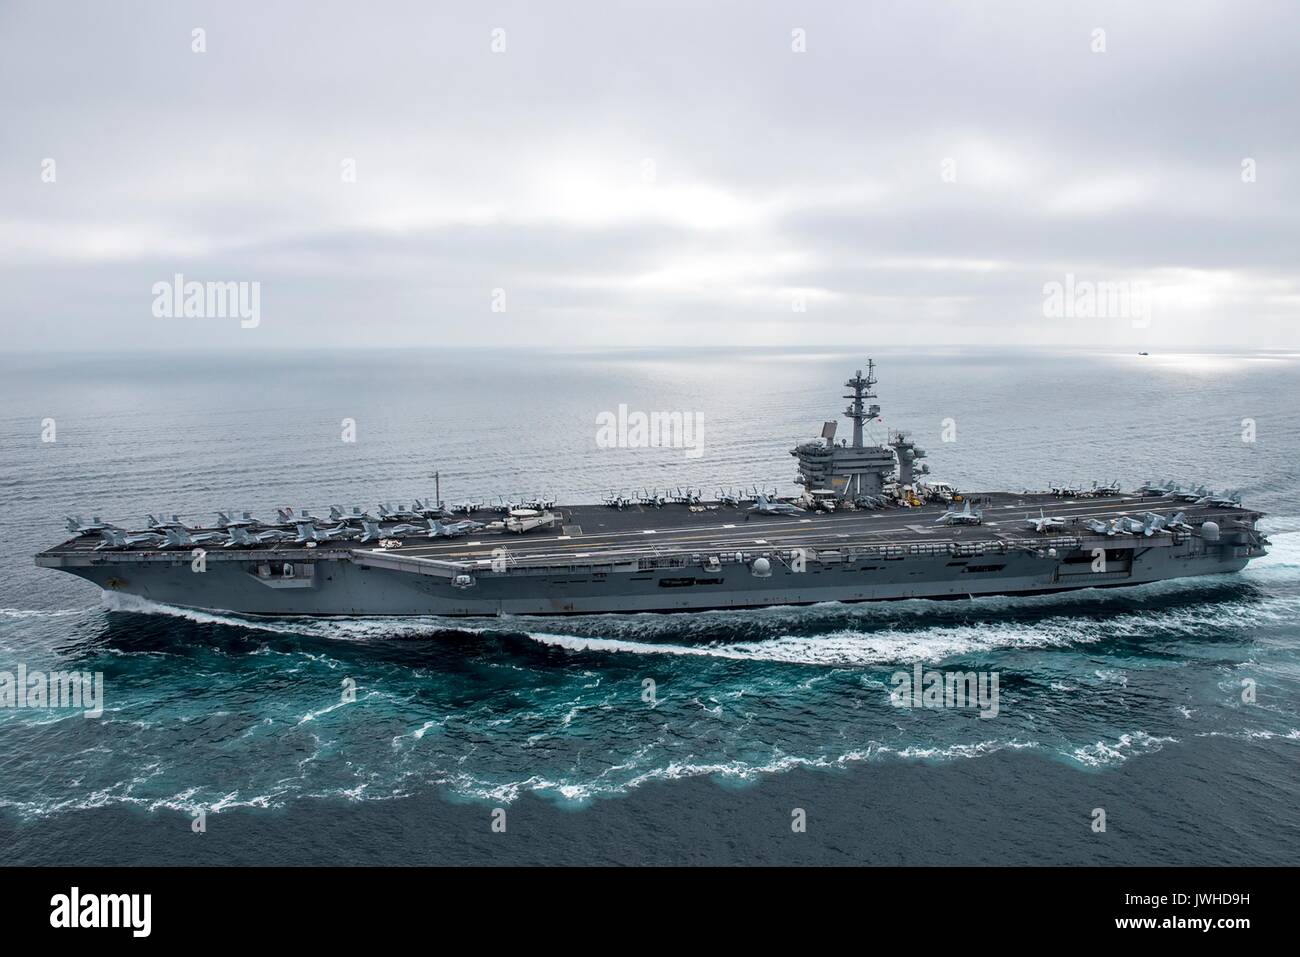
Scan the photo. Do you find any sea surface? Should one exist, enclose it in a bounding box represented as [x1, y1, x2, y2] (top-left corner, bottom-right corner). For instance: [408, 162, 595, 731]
[1, 347, 1297, 865]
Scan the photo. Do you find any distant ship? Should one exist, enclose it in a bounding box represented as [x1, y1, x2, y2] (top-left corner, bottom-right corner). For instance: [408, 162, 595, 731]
[38, 361, 1268, 616]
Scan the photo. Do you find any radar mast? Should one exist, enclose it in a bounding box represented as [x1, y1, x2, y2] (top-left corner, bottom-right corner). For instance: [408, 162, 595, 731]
[843, 360, 881, 448]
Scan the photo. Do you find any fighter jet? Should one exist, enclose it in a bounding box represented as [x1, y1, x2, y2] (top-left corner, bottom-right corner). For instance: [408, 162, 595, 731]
[935, 501, 983, 526]
[603, 490, 634, 510]
[1167, 511, 1194, 532]
[65, 516, 117, 536]
[330, 505, 378, 524]
[378, 503, 418, 521]
[1085, 518, 1119, 537]
[1197, 489, 1243, 507]
[95, 528, 164, 550]
[748, 495, 804, 516]
[1116, 514, 1167, 537]
[215, 511, 266, 530]
[1175, 485, 1210, 503]
[224, 526, 295, 547]
[451, 500, 483, 514]
[1024, 509, 1067, 533]
[147, 513, 193, 531]
[1139, 479, 1176, 496]
[523, 494, 556, 511]
[294, 522, 356, 544]
[672, 487, 703, 505]
[1140, 512, 1172, 536]
[638, 489, 667, 509]
[159, 527, 228, 549]
[387, 521, 427, 537]
[1049, 482, 1081, 498]
[426, 518, 484, 538]
[1115, 516, 1147, 535]
[1079, 480, 1121, 498]
[717, 488, 742, 508]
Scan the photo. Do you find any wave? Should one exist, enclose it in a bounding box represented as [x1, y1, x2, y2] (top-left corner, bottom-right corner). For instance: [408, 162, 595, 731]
[1, 715, 1288, 820]
[1070, 731, 1178, 767]
[99, 591, 491, 642]
[0, 607, 83, 619]
[522, 620, 1093, 667]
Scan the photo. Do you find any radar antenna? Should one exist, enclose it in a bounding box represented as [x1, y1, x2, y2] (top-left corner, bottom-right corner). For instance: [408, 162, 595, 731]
[843, 359, 882, 448]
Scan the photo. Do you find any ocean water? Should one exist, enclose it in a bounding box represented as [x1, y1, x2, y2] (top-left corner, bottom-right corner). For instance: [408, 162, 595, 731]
[1, 347, 1297, 864]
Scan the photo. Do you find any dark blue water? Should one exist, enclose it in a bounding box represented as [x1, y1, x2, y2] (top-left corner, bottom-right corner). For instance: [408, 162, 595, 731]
[1, 348, 1297, 863]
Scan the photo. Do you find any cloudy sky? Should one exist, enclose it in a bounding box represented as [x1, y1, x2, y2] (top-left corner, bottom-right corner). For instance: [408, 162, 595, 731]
[1, 0, 1297, 351]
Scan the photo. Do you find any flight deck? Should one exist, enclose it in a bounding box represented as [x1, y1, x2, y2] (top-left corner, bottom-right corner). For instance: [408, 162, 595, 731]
[375, 493, 1255, 567]
[39, 491, 1262, 570]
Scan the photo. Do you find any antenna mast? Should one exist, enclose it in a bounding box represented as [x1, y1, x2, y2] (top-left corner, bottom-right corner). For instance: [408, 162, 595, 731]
[843, 359, 881, 448]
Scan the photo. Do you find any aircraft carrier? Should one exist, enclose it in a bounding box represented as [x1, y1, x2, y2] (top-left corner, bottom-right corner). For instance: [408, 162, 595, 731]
[36, 361, 1269, 617]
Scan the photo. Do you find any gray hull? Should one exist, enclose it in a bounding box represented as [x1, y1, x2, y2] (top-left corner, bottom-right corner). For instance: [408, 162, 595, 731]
[44, 534, 1257, 618]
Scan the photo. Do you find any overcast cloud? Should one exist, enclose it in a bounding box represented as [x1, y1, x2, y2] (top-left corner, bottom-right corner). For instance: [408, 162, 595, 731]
[1, 0, 1297, 351]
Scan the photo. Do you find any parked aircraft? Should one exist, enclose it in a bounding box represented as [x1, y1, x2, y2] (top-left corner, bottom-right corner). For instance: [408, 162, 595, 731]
[1025, 509, 1067, 534]
[225, 526, 295, 547]
[65, 516, 116, 536]
[160, 527, 228, 549]
[95, 528, 163, 550]
[749, 495, 804, 516]
[295, 522, 356, 544]
[935, 501, 983, 526]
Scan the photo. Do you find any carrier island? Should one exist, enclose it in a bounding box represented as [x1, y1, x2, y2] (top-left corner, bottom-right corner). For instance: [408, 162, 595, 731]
[37, 361, 1269, 616]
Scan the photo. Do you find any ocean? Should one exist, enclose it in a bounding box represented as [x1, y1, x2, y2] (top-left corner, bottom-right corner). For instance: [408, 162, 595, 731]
[1, 347, 1297, 865]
